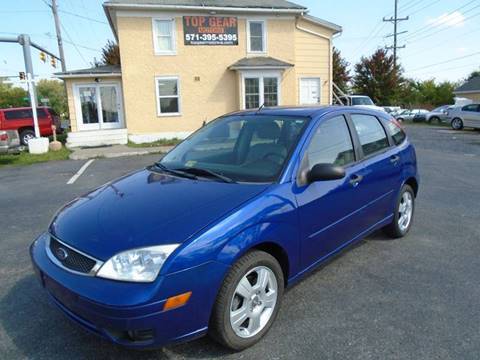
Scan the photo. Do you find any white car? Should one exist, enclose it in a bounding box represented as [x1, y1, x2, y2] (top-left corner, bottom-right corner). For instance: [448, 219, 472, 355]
[338, 95, 386, 112]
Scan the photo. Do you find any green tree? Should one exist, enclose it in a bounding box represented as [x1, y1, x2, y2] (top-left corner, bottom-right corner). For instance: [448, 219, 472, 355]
[466, 69, 480, 81]
[333, 47, 350, 93]
[352, 48, 401, 105]
[101, 40, 120, 65]
[36, 79, 68, 117]
[0, 78, 28, 108]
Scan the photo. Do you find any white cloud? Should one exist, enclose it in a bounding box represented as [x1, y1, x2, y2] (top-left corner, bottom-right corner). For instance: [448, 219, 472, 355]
[427, 11, 465, 28]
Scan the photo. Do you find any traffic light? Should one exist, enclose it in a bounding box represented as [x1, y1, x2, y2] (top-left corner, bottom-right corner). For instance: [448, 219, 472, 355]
[50, 56, 56, 68]
[39, 52, 46, 62]
[19, 72, 26, 80]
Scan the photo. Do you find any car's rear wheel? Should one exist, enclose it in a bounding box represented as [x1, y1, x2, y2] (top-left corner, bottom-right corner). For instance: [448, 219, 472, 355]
[19, 129, 35, 146]
[209, 250, 284, 351]
[384, 184, 415, 238]
[451, 118, 463, 130]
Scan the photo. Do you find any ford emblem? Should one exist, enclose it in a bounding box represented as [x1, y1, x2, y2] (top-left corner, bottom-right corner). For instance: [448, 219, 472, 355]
[56, 247, 69, 261]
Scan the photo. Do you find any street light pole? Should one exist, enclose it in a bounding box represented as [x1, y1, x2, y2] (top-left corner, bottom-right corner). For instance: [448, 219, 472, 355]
[19, 34, 40, 138]
[51, 0, 67, 72]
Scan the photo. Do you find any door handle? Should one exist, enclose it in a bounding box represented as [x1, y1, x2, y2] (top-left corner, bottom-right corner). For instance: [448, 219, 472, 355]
[390, 155, 400, 164]
[349, 174, 363, 187]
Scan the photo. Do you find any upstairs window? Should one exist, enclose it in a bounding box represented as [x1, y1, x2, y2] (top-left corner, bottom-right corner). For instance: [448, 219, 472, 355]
[153, 19, 176, 55]
[247, 20, 266, 53]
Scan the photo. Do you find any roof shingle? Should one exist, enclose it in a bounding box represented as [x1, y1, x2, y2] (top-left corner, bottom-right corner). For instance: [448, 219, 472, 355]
[455, 76, 480, 93]
[104, 0, 306, 10]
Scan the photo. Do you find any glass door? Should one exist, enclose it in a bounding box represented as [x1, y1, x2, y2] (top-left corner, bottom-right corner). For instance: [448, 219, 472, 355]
[78, 86, 100, 130]
[75, 83, 123, 131]
[99, 84, 122, 129]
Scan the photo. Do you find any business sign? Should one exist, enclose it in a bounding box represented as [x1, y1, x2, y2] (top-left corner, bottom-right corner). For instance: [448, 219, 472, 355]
[183, 16, 238, 46]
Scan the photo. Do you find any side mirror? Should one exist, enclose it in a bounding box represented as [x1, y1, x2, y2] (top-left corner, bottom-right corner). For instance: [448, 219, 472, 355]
[307, 163, 346, 183]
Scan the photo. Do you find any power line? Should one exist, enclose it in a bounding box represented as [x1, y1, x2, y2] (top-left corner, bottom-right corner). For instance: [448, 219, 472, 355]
[408, 61, 480, 77]
[403, 0, 478, 41]
[59, 22, 89, 66]
[408, 51, 480, 72]
[407, 0, 442, 16]
[406, 9, 480, 44]
[58, 9, 108, 25]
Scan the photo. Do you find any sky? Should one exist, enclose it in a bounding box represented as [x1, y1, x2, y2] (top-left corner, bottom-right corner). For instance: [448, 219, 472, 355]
[0, 0, 479, 86]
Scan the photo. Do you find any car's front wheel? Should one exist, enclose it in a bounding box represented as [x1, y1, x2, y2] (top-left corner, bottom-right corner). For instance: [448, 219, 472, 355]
[209, 250, 284, 351]
[451, 118, 463, 130]
[384, 184, 415, 238]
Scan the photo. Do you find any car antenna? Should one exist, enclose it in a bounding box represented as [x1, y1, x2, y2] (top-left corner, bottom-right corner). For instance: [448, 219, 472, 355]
[256, 103, 265, 114]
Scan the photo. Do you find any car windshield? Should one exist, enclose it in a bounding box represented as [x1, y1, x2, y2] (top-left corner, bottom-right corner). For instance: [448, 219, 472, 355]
[158, 115, 309, 183]
[351, 97, 374, 106]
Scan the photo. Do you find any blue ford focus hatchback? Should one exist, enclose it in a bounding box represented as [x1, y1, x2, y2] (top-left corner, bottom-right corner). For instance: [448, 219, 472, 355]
[31, 106, 418, 350]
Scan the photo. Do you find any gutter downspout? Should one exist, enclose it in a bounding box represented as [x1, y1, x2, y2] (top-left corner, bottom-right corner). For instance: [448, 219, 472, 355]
[295, 21, 343, 105]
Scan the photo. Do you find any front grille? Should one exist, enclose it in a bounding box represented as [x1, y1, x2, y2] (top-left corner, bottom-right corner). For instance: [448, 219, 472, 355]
[49, 237, 97, 274]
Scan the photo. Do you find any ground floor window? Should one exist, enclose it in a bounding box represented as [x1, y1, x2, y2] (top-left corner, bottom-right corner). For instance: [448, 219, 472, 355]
[155, 76, 180, 116]
[243, 73, 280, 109]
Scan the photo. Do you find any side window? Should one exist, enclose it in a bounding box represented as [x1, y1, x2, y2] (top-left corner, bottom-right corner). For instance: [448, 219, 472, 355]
[305, 115, 355, 167]
[385, 119, 406, 145]
[4, 109, 32, 120]
[153, 18, 176, 55]
[351, 114, 390, 156]
[247, 20, 266, 53]
[462, 104, 479, 112]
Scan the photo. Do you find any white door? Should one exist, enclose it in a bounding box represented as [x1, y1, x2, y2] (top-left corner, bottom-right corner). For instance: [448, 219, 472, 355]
[300, 78, 321, 105]
[75, 83, 123, 131]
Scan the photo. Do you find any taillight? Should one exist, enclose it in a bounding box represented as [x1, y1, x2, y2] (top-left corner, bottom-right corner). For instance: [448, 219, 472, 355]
[0, 132, 8, 141]
[391, 117, 404, 130]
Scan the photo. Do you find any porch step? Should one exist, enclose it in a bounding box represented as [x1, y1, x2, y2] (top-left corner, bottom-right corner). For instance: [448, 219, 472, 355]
[66, 129, 128, 148]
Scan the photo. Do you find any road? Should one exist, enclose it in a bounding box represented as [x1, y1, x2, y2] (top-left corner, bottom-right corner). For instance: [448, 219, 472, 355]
[1, 125, 479, 359]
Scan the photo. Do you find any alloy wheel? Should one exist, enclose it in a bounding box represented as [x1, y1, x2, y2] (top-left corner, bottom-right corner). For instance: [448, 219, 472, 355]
[398, 191, 413, 232]
[229, 266, 278, 338]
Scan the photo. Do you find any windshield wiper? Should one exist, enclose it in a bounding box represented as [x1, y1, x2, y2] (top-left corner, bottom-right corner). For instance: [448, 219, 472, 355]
[150, 162, 197, 180]
[174, 167, 236, 183]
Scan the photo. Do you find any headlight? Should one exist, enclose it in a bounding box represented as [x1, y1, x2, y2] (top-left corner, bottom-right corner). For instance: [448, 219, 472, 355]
[96, 245, 179, 282]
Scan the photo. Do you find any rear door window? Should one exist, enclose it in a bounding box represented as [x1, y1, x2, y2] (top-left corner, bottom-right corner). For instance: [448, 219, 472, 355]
[351, 114, 390, 156]
[4, 109, 31, 120]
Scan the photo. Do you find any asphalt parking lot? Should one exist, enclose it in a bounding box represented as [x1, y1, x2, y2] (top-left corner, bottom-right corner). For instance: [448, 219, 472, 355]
[1, 124, 480, 359]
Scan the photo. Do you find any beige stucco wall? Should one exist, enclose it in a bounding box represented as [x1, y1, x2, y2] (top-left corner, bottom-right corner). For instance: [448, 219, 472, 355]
[116, 13, 334, 137]
[295, 18, 334, 105]
[457, 92, 480, 102]
[64, 76, 122, 132]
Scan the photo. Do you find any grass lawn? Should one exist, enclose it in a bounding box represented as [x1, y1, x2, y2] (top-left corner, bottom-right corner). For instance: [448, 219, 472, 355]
[0, 147, 71, 167]
[127, 138, 182, 148]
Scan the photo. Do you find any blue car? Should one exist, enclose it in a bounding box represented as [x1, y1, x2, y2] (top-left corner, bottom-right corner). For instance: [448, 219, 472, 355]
[30, 106, 418, 350]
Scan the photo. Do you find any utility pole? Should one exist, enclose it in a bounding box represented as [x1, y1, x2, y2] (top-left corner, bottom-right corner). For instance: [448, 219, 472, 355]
[383, 0, 409, 73]
[50, 0, 67, 72]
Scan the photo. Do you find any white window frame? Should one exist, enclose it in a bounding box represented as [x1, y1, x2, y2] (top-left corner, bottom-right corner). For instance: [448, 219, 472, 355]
[155, 76, 181, 117]
[299, 77, 322, 105]
[240, 70, 281, 110]
[247, 20, 267, 54]
[152, 18, 177, 55]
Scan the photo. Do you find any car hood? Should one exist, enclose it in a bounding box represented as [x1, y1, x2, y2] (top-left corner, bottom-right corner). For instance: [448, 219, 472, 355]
[50, 169, 269, 260]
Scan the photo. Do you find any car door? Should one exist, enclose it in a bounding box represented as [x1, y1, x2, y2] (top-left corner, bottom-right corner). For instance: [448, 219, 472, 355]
[461, 104, 480, 127]
[294, 114, 372, 269]
[349, 113, 403, 226]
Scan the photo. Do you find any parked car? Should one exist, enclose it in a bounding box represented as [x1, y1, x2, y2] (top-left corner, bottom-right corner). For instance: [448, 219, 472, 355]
[337, 95, 386, 112]
[383, 106, 401, 114]
[412, 105, 452, 123]
[0, 107, 61, 145]
[0, 129, 20, 154]
[31, 106, 419, 351]
[448, 104, 480, 130]
[395, 109, 428, 122]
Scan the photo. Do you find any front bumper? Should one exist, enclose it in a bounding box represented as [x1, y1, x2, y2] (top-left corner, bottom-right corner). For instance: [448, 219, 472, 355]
[30, 233, 228, 348]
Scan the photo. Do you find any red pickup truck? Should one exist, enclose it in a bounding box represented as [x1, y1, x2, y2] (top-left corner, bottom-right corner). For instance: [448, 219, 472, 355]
[0, 107, 62, 145]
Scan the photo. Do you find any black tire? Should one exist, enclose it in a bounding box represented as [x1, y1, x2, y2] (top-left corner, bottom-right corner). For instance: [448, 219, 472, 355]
[19, 129, 35, 146]
[397, 117, 404, 122]
[209, 250, 284, 351]
[384, 184, 415, 238]
[451, 118, 463, 130]
[429, 116, 440, 124]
